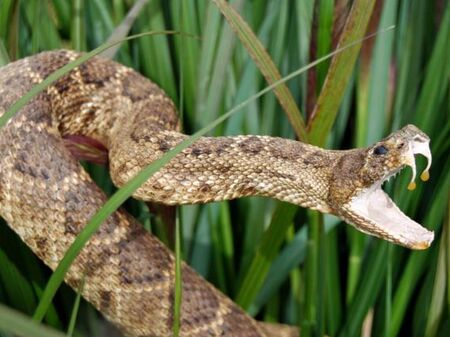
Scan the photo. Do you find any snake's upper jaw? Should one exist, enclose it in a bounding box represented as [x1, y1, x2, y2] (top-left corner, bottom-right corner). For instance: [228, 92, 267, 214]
[345, 136, 434, 250]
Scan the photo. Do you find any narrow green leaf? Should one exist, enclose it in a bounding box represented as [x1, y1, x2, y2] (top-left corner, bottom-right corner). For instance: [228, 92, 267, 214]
[100, 0, 149, 59]
[0, 38, 9, 66]
[135, 1, 177, 100]
[213, 0, 307, 141]
[71, 0, 86, 51]
[413, 3, 450, 134]
[0, 244, 37, 315]
[172, 216, 182, 337]
[188, 208, 212, 275]
[170, 0, 199, 114]
[0, 304, 66, 337]
[316, 0, 334, 88]
[424, 219, 448, 337]
[194, 1, 222, 123]
[66, 279, 84, 337]
[51, 0, 71, 34]
[302, 210, 324, 337]
[195, 0, 243, 129]
[0, 0, 14, 39]
[235, 202, 297, 309]
[339, 242, 389, 337]
[307, 0, 378, 146]
[325, 227, 342, 335]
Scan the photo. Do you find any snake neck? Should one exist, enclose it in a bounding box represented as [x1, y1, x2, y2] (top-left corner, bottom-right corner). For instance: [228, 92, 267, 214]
[109, 122, 337, 213]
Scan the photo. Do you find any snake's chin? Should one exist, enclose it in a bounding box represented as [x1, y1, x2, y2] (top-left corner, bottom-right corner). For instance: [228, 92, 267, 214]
[347, 136, 434, 250]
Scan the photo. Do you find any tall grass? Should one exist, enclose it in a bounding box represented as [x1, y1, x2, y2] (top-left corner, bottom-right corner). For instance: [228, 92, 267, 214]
[0, 1, 449, 337]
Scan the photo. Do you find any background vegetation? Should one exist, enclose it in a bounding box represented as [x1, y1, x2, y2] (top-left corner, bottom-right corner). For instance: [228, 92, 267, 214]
[0, 0, 448, 337]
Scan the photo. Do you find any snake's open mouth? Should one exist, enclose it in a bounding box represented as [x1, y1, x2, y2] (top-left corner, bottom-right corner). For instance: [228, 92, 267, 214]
[348, 136, 434, 249]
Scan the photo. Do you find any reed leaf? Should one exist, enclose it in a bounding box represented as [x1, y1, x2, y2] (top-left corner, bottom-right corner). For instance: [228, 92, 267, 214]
[212, 0, 307, 141]
[307, 0, 377, 147]
[0, 304, 66, 337]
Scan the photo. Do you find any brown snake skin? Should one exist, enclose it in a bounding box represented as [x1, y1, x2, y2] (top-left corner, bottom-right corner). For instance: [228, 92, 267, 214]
[0, 51, 434, 336]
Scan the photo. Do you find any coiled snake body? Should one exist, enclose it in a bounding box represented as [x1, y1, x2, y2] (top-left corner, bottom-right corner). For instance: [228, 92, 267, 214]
[0, 51, 434, 337]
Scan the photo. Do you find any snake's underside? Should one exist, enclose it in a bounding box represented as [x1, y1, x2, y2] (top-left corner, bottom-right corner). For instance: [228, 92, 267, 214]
[0, 51, 434, 337]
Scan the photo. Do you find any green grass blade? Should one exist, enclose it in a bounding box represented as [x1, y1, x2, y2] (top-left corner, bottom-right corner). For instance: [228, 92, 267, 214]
[0, 304, 66, 337]
[424, 219, 448, 337]
[307, 0, 378, 146]
[0, 241, 37, 315]
[324, 227, 342, 335]
[101, 0, 149, 59]
[66, 279, 84, 337]
[194, 1, 222, 125]
[172, 215, 182, 337]
[413, 3, 450, 133]
[218, 202, 236, 291]
[135, 1, 177, 100]
[188, 207, 212, 275]
[71, 0, 86, 51]
[7, 0, 19, 60]
[170, 0, 199, 114]
[338, 242, 389, 337]
[365, 0, 397, 144]
[213, 0, 307, 140]
[235, 202, 297, 309]
[173, 5, 186, 332]
[258, 1, 289, 137]
[302, 210, 324, 337]
[0, 0, 14, 40]
[194, 0, 242, 129]
[0, 224, 62, 327]
[23, 1, 61, 52]
[316, 0, 334, 89]
[246, 216, 338, 316]
[51, 0, 71, 34]
[0, 38, 9, 65]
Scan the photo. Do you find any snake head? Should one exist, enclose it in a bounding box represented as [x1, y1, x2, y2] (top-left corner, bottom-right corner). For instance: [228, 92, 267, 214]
[329, 125, 434, 250]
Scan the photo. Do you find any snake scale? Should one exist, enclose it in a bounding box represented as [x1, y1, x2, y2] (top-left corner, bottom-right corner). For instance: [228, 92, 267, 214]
[0, 50, 434, 337]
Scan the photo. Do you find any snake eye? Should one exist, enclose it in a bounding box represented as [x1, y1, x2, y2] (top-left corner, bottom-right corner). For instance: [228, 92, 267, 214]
[373, 145, 388, 155]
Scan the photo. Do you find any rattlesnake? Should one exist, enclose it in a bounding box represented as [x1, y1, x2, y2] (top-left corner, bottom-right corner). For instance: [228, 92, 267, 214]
[0, 50, 434, 337]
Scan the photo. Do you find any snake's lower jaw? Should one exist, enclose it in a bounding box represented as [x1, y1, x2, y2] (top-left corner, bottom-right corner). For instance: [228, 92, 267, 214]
[346, 187, 434, 249]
